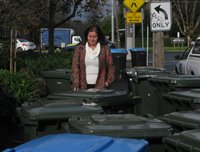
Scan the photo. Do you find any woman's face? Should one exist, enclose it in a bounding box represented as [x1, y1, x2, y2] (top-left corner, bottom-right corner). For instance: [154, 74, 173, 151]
[87, 31, 98, 46]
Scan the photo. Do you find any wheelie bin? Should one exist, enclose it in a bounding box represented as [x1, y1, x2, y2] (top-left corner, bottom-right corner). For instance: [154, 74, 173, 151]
[148, 75, 200, 116]
[3, 133, 149, 152]
[126, 66, 170, 116]
[163, 129, 200, 152]
[129, 48, 146, 67]
[47, 89, 141, 114]
[17, 98, 102, 141]
[160, 109, 200, 133]
[64, 114, 173, 152]
[162, 89, 200, 111]
[110, 48, 128, 91]
[42, 69, 72, 94]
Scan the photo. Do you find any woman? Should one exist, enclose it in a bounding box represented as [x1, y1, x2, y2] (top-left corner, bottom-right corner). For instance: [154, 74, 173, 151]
[71, 25, 115, 91]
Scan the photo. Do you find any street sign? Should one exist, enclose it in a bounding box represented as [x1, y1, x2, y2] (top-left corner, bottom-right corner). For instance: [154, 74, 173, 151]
[123, 0, 145, 12]
[150, 2, 172, 32]
[126, 12, 142, 24]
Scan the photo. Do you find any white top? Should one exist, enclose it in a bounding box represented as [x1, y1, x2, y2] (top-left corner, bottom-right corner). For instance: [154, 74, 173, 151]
[85, 42, 100, 84]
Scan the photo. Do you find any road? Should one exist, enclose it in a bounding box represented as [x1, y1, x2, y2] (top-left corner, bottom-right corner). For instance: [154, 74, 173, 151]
[126, 52, 183, 73]
[148, 52, 182, 73]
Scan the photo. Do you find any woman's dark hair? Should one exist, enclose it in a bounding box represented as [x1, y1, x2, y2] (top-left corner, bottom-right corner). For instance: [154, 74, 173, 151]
[84, 25, 107, 45]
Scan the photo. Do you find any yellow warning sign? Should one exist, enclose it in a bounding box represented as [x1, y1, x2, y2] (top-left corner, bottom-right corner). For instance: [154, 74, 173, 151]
[123, 0, 145, 12]
[126, 12, 142, 24]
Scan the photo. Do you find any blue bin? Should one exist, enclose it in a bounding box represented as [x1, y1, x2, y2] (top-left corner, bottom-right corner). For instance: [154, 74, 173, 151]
[129, 48, 147, 67]
[110, 48, 128, 90]
[110, 48, 127, 71]
[3, 134, 149, 152]
[111, 48, 128, 78]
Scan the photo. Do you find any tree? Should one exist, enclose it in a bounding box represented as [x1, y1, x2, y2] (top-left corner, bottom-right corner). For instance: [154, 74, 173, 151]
[0, 0, 46, 72]
[37, 0, 109, 53]
[171, 0, 200, 44]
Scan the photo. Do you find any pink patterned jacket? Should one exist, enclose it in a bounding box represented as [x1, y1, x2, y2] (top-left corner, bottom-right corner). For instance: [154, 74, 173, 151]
[71, 43, 115, 90]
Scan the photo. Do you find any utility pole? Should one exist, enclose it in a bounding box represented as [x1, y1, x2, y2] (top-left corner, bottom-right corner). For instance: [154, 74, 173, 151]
[125, 19, 134, 60]
[153, 32, 164, 68]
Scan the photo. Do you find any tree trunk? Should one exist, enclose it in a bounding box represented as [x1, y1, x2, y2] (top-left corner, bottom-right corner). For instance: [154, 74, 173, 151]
[48, 0, 56, 54]
[48, 27, 54, 54]
[153, 32, 164, 68]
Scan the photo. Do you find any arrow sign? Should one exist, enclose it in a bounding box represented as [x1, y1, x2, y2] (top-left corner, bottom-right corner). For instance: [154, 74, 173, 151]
[123, 0, 145, 12]
[150, 2, 172, 31]
[155, 5, 168, 20]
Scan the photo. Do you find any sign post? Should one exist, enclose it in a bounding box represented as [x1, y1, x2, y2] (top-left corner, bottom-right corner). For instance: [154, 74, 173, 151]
[123, 0, 145, 60]
[150, 1, 172, 68]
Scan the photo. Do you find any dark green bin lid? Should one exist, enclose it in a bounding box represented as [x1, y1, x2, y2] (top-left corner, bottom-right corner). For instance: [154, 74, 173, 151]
[19, 99, 102, 124]
[126, 67, 169, 79]
[47, 89, 140, 107]
[163, 129, 200, 151]
[42, 69, 71, 79]
[160, 110, 200, 130]
[66, 114, 172, 139]
[149, 75, 200, 88]
[162, 89, 200, 110]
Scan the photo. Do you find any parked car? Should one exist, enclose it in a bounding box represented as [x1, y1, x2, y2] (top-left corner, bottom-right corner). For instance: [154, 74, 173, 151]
[175, 37, 200, 75]
[16, 38, 36, 52]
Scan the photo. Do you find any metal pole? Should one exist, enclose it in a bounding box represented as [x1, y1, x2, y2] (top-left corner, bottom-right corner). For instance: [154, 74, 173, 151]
[141, 8, 144, 48]
[111, 0, 115, 43]
[132, 24, 135, 48]
[146, 25, 149, 66]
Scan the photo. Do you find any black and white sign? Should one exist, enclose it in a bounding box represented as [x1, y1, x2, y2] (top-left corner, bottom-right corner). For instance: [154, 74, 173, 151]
[150, 2, 172, 32]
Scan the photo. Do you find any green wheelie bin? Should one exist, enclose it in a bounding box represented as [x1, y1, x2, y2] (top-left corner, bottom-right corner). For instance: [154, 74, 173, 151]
[63, 114, 173, 152]
[129, 48, 147, 67]
[126, 66, 170, 116]
[160, 109, 200, 133]
[17, 98, 102, 141]
[163, 129, 200, 152]
[162, 89, 200, 112]
[110, 48, 128, 91]
[148, 75, 200, 116]
[42, 69, 72, 94]
[47, 89, 141, 114]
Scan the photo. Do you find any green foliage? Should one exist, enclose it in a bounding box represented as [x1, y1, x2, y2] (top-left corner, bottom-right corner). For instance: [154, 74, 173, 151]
[16, 51, 73, 76]
[0, 40, 10, 69]
[0, 69, 40, 105]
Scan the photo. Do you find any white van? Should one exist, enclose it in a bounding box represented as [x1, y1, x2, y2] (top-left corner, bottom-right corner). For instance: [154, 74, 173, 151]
[175, 38, 200, 75]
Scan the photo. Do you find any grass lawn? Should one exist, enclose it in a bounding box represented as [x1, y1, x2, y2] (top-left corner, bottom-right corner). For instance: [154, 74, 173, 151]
[146, 46, 187, 52]
[164, 46, 187, 52]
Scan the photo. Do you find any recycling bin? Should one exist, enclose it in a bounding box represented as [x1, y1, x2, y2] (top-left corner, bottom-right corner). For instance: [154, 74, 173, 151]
[163, 129, 200, 152]
[110, 48, 128, 91]
[160, 109, 200, 133]
[47, 89, 141, 114]
[17, 99, 102, 141]
[148, 75, 200, 116]
[64, 114, 173, 152]
[126, 67, 170, 116]
[42, 69, 72, 94]
[3, 134, 149, 152]
[129, 48, 146, 67]
[110, 48, 127, 80]
[162, 89, 200, 112]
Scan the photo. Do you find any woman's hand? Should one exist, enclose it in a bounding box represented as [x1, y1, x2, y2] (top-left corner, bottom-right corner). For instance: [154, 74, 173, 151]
[73, 87, 79, 91]
[104, 82, 109, 88]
